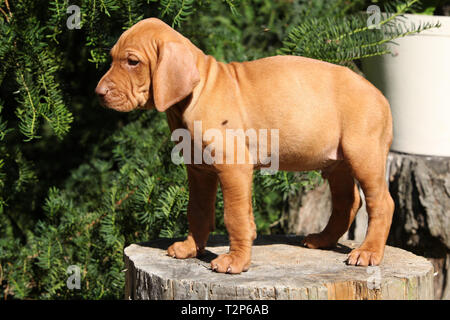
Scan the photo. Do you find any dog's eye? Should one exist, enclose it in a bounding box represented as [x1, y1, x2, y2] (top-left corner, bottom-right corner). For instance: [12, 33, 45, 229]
[127, 58, 140, 66]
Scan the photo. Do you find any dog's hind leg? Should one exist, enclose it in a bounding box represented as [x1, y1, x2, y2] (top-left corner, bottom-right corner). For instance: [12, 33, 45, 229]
[302, 161, 361, 249]
[167, 166, 218, 259]
[345, 142, 394, 266]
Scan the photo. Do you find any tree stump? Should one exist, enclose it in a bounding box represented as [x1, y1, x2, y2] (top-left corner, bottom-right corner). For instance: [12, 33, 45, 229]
[387, 151, 450, 299]
[124, 235, 433, 300]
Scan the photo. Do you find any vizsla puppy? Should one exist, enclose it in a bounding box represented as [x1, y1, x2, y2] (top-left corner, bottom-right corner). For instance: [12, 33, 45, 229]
[96, 18, 395, 273]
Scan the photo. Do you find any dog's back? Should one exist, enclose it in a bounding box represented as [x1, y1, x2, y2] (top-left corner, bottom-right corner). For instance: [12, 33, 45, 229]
[217, 55, 391, 171]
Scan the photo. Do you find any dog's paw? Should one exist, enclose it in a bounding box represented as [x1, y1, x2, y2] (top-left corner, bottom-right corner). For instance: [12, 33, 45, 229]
[302, 233, 337, 249]
[346, 247, 383, 266]
[167, 240, 198, 259]
[210, 253, 250, 274]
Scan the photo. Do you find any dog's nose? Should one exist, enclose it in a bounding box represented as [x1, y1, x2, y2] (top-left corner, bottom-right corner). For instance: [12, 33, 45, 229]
[95, 83, 109, 97]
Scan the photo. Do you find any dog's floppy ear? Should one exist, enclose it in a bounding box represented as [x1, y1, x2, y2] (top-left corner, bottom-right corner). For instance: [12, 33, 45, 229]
[152, 41, 200, 112]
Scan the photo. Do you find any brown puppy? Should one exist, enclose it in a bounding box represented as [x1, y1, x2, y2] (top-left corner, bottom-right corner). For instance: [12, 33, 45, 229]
[96, 18, 394, 273]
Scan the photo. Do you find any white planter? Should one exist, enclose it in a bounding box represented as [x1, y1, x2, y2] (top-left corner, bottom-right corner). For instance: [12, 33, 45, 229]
[362, 14, 450, 157]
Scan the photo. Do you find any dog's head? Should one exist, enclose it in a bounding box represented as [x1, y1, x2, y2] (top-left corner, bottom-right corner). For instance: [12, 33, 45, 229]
[95, 18, 200, 112]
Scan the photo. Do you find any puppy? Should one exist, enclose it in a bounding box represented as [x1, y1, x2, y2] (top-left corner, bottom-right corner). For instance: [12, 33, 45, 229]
[96, 18, 394, 273]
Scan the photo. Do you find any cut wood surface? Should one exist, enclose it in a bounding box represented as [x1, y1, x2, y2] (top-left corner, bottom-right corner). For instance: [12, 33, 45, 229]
[124, 235, 434, 300]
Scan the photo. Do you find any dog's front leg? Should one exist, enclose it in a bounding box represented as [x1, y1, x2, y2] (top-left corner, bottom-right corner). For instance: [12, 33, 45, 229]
[168, 166, 218, 259]
[211, 165, 256, 274]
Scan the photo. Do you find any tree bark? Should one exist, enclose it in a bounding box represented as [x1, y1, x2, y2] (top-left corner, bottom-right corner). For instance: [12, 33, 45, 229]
[387, 152, 450, 299]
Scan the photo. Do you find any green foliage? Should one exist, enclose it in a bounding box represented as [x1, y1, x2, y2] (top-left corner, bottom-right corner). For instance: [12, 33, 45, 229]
[369, 0, 449, 15]
[1, 1, 73, 141]
[0, 0, 438, 299]
[280, 0, 440, 66]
